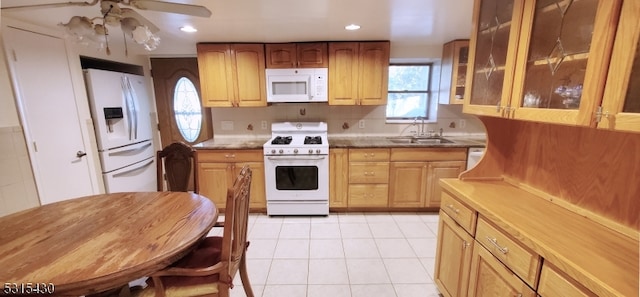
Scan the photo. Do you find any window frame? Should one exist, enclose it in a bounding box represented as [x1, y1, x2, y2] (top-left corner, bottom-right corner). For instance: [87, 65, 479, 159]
[385, 62, 437, 123]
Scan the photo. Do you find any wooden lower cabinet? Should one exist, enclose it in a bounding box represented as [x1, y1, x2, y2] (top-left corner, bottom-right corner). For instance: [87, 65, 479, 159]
[468, 244, 536, 297]
[434, 211, 474, 297]
[538, 264, 596, 297]
[389, 162, 428, 207]
[347, 148, 390, 208]
[196, 150, 266, 210]
[425, 161, 465, 207]
[329, 148, 349, 208]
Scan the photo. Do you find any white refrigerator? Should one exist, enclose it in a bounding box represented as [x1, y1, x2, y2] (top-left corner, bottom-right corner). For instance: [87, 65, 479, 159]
[84, 68, 156, 193]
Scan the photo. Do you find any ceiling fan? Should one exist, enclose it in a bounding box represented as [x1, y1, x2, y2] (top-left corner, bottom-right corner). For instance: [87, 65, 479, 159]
[2, 0, 212, 55]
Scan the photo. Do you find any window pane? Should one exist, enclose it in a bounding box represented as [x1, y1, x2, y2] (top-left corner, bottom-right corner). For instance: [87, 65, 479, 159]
[388, 65, 429, 91]
[173, 77, 202, 142]
[386, 92, 428, 118]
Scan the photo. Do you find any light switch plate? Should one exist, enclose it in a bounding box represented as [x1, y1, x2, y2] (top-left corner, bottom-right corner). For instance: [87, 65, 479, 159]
[221, 121, 234, 131]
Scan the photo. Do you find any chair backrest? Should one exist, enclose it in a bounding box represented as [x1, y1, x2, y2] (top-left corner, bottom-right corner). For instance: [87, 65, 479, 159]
[220, 165, 252, 280]
[156, 142, 197, 193]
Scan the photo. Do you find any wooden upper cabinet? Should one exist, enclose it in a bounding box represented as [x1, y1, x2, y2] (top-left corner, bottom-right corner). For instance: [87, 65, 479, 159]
[465, 0, 623, 126]
[464, 0, 524, 117]
[196, 43, 266, 107]
[598, 0, 640, 133]
[328, 41, 390, 105]
[265, 42, 328, 68]
[439, 40, 469, 105]
[510, 0, 621, 126]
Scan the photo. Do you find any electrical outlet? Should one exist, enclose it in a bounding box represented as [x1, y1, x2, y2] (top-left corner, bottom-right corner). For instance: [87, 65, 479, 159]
[261, 121, 268, 130]
[459, 119, 466, 128]
[221, 121, 234, 131]
[358, 120, 365, 129]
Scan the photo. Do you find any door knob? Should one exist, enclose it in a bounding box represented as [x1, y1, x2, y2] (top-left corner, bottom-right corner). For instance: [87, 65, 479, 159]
[76, 151, 87, 158]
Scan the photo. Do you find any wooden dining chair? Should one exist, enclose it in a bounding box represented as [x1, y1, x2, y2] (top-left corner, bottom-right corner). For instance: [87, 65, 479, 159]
[136, 165, 254, 297]
[157, 142, 198, 193]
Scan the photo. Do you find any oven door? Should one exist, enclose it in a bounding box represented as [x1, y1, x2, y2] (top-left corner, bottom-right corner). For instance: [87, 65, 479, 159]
[264, 155, 329, 201]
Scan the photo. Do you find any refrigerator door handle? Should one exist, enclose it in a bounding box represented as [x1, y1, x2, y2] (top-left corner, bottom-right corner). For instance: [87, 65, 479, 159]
[106, 141, 153, 155]
[126, 76, 139, 140]
[112, 158, 154, 178]
[121, 76, 133, 141]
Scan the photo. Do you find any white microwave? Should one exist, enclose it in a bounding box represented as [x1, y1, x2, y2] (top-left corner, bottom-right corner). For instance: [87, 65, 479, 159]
[266, 68, 328, 103]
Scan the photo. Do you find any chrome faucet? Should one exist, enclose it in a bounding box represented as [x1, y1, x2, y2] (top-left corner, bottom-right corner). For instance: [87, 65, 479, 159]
[414, 116, 426, 136]
[439, 128, 444, 137]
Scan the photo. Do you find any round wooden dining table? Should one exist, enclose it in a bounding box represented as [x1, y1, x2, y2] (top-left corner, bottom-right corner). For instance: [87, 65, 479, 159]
[0, 192, 218, 296]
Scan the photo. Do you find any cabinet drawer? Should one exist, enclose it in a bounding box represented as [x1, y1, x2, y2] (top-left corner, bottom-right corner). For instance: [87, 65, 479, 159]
[197, 150, 263, 162]
[476, 217, 541, 288]
[349, 149, 390, 162]
[440, 191, 476, 235]
[538, 264, 596, 297]
[349, 162, 389, 184]
[348, 184, 388, 207]
[390, 147, 467, 162]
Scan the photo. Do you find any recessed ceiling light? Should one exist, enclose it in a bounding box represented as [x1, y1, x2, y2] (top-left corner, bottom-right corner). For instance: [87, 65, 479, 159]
[180, 26, 198, 33]
[345, 24, 361, 31]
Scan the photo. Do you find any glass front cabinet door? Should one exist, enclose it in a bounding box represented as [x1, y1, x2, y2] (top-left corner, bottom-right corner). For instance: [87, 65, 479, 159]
[599, 0, 640, 133]
[464, 0, 623, 127]
[510, 0, 621, 126]
[464, 0, 525, 117]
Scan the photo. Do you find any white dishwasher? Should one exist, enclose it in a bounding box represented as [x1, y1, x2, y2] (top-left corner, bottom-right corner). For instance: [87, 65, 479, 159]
[467, 147, 485, 170]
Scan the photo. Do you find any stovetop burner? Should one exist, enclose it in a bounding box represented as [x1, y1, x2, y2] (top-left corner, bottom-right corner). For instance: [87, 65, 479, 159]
[304, 136, 322, 145]
[271, 136, 292, 145]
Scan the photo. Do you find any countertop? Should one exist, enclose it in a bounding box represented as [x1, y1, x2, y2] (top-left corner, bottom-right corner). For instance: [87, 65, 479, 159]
[193, 135, 486, 150]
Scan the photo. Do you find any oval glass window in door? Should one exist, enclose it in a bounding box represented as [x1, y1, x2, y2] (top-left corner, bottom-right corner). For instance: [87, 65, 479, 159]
[173, 77, 202, 142]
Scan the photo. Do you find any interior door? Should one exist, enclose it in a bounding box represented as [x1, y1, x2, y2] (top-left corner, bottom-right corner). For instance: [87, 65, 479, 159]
[3, 27, 94, 204]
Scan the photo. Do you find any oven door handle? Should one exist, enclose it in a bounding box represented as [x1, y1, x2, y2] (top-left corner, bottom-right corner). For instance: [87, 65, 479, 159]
[267, 156, 327, 161]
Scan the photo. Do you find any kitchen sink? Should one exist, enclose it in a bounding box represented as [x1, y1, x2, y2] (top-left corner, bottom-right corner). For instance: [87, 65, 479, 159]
[386, 136, 454, 144]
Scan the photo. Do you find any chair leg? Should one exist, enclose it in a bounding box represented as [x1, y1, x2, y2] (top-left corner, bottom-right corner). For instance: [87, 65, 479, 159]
[239, 254, 254, 297]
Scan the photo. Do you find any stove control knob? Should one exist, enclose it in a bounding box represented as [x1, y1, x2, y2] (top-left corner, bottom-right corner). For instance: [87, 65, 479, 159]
[293, 149, 299, 154]
[309, 149, 313, 154]
[279, 149, 284, 154]
[271, 149, 276, 154]
[316, 149, 321, 154]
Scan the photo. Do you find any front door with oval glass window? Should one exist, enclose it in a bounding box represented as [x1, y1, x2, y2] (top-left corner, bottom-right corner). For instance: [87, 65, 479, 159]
[150, 58, 212, 146]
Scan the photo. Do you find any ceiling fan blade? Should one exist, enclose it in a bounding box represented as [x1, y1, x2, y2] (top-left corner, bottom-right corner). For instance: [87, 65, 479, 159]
[127, 0, 211, 17]
[1, 0, 98, 11]
[121, 8, 160, 33]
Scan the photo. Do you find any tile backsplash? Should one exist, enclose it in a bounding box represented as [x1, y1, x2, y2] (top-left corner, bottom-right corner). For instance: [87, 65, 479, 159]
[0, 126, 39, 217]
[209, 103, 485, 138]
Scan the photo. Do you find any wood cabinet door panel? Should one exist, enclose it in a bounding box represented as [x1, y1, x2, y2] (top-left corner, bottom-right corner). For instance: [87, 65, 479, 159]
[468, 243, 536, 297]
[435, 211, 474, 297]
[389, 162, 427, 207]
[196, 44, 234, 107]
[233, 44, 267, 106]
[599, 0, 640, 133]
[328, 42, 359, 105]
[235, 161, 266, 209]
[330, 149, 349, 208]
[298, 42, 328, 68]
[198, 163, 232, 208]
[425, 161, 466, 207]
[359, 42, 390, 105]
[265, 43, 297, 68]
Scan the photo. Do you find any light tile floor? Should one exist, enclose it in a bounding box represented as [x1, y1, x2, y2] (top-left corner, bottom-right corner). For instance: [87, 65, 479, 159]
[209, 212, 443, 297]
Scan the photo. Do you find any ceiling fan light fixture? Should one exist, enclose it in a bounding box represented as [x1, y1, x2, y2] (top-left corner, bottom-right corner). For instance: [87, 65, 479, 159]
[180, 26, 198, 33]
